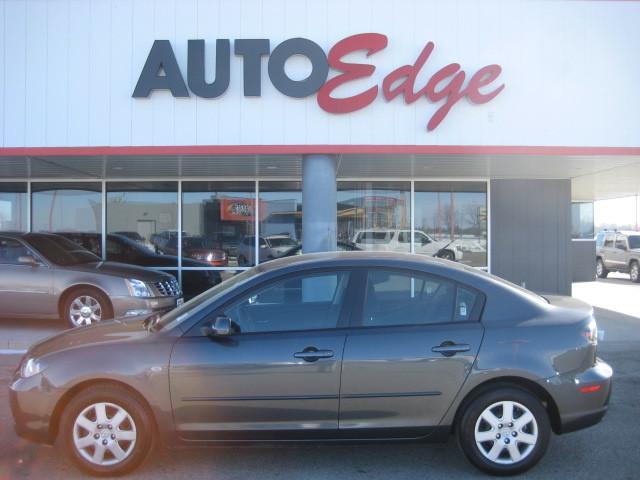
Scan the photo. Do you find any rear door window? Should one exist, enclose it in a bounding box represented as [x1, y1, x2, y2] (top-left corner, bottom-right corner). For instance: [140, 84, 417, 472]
[358, 269, 481, 327]
[615, 235, 628, 250]
[0, 238, 37, 265]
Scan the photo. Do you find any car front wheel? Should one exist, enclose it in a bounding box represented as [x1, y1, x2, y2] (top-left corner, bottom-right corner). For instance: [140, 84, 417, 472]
[63, 288, 113, 328]
[457, 387, 551, 476]
[60, 384, 153, 477]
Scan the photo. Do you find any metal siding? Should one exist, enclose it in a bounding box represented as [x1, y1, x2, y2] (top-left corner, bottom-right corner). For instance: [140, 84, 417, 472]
[490, 179, 572, 295]
[572, 240, 596, 283]
[2, 0, 640, 148]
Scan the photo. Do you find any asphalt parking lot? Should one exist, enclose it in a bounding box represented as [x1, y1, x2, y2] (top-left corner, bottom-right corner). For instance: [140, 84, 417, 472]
[0, 277, 638, 479]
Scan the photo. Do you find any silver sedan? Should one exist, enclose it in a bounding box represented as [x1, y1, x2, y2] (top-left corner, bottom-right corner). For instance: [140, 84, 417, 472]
[0, 232, 182, 327]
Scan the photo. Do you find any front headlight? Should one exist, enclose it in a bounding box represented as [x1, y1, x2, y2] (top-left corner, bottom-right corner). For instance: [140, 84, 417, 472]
[125, 278, 153, 297]
[20, 357, 44, 378]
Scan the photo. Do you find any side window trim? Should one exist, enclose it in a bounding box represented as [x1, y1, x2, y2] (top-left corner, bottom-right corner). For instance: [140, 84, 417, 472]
[186, 267, 358, 337]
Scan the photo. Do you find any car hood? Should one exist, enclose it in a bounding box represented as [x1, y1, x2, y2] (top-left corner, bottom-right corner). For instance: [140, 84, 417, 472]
[27, 317, 152, 359]
[68, 261, 172, 282]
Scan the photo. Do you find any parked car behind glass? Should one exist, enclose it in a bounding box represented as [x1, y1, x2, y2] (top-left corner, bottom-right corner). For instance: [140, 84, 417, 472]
[56, 232, 222, 298]
[155, 235, 228, 267]
[237, 234, 299, 266]
[0, 232, 181, 327]
[352, 229, 464, 261]
[9, 252, 612, 477]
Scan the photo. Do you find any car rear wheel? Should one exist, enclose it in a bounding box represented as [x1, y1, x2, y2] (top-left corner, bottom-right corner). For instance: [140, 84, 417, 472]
[63, 288, 113, 328]
[457, 387, 550, 476]
[630, 261, 640, 283]
[596, 258, 609, 278]
[59, 384, 153, 477]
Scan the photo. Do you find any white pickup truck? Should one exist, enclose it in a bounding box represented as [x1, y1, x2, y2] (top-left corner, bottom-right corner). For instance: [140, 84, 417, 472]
[352, 229, 463, 261]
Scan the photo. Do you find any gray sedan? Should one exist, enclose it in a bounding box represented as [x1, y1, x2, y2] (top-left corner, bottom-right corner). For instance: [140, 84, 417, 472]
[0, 232, 182, 327]
[9, 252, 612, 476]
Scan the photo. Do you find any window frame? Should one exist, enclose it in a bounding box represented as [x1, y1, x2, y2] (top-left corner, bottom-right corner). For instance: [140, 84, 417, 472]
[185, 267, 358, 337]
[347, 267, 485, 330]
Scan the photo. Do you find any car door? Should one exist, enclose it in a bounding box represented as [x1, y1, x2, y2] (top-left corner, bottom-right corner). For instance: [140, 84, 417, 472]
[0, 236, 55, 317]
[615, 234, 630, 270]
[338, 268, 484, 436]
[169, 269, 354, 441]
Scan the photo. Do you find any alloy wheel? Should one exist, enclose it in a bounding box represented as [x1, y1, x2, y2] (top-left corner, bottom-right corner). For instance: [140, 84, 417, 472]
[69, 295, 103, 326]
[72, 402, 137, 466]
[631, 263, 639, 282]
[596, 260, 603, 277]
[474, 400, 538, 465]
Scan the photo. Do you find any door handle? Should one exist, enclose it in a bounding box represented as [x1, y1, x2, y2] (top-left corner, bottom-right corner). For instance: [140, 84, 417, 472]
[432, 342, 471, 357]
[294, 347, 334, 362]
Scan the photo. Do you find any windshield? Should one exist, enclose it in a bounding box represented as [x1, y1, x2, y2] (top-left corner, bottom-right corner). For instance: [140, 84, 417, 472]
[26, 234, 101, 266]
[267, 237, 297, 248]
[154, 268, 259, 331]
[628, 236, 640, 250]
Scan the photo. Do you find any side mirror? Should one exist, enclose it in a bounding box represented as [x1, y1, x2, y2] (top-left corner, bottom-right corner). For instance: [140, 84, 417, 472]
[202, 316, 233, 337]
[17, 255, 38, 266]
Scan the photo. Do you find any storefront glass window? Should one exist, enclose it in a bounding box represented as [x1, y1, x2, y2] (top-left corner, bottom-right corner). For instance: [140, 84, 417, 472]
[106, 182, 178, 267]
[32, 183, 101, 235]
[182, 181, 255, 281]
[337, 181, 411, 252]
[414, 182, 488, 267]
[0, 183, 27, 232]
[257, 181, 302, 265]
[571, 202, 594, 239]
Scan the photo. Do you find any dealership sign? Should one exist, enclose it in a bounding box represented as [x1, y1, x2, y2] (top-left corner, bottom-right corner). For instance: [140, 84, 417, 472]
[133, 34, 505, 131]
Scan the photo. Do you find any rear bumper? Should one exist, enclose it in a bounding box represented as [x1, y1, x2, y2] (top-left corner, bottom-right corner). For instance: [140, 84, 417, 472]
[543, 357, 613, 434]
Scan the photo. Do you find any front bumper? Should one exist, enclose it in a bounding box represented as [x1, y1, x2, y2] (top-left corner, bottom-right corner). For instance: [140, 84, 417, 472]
[544, 357, 613, 434]
[9, 370, 60, 445]
[110, 295, 179, 319]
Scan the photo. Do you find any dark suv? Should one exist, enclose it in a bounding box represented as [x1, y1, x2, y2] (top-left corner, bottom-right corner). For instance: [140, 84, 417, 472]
[595, 230, 640, 282]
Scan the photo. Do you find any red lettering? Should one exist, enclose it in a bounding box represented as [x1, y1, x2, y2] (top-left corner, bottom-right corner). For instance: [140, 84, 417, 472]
[317, 33, 387, 114]
[424, 64, 466, 131]
[466, 64, 505, 104]
[382, 42, 435, 103]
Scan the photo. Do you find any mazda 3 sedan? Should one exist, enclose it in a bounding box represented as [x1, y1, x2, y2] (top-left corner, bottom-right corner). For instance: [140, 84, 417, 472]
[10, 252, 612, 476]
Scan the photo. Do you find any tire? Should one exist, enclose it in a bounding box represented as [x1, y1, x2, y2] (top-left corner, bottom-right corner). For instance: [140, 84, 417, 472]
[596, 258, 609, 279]
[457, 387, 551, 476]
[59, 384, 154, 477]
[630, 261, 640, 283]
[62, 288, 113, 328]
[438, 250, 455, 261]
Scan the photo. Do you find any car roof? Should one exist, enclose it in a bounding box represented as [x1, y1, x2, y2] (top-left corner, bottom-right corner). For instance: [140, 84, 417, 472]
[0, 231, 65, 239]
[255, 250, 464, 273]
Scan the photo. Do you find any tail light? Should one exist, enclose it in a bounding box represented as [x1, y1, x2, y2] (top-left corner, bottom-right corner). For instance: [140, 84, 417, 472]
[583, 318, 598, 345]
